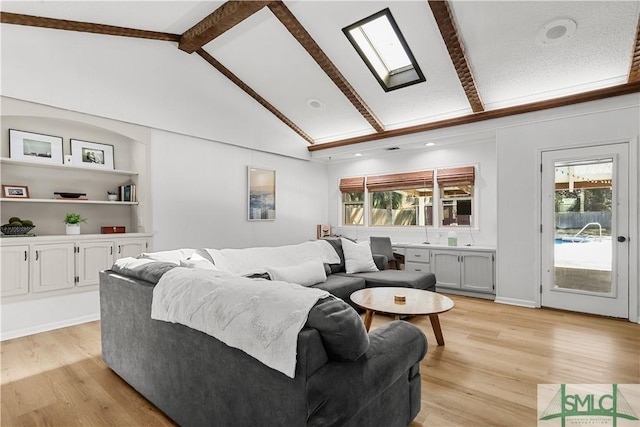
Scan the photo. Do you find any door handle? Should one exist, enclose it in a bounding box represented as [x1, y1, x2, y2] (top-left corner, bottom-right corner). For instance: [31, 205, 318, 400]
[35, 250, 39, 261]
[617, 236, 627, 242]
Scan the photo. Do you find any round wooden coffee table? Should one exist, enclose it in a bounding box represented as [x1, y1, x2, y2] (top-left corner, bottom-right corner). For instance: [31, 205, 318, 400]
[350, 287, 454, 346]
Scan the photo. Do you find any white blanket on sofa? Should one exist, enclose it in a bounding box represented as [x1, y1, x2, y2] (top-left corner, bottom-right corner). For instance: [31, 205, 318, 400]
[150, 267, 329, 378]
[204, 240, 340, 277]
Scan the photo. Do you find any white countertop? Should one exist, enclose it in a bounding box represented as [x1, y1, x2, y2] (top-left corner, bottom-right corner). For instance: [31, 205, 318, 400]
[393, 242, 496, 251]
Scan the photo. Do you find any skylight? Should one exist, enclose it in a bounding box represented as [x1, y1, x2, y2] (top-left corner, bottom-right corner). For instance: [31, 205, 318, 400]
[343, 8, 425, 92]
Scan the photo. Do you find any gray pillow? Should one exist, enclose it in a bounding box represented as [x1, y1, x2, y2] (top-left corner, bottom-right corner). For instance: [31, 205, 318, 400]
[111, 258, 177, 284]
[323, 238, 346, 274]
[306, 296, 369, 361]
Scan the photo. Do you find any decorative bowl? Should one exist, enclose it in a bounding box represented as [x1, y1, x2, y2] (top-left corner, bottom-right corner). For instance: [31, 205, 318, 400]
[1, 225, 35, 235]
[54, 192, 86, 199]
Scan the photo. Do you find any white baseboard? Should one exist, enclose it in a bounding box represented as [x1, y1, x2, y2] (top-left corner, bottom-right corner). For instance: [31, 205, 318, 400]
[494, 296, 537, 308]
[1, 313, 100, 341]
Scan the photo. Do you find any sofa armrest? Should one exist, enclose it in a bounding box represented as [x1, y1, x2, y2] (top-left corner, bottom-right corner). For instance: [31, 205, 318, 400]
[306, 321, 427, 426]
[372, 254, 388, 270]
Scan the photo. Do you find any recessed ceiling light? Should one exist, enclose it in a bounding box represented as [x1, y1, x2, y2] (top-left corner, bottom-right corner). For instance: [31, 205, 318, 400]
[424, 142, 435, 147]
[536, 19, 577, 46]
[354, 153, 363, 157]
[306, 98, 326, 110]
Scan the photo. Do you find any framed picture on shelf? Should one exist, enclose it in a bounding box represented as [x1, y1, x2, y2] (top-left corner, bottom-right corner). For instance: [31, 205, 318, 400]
[248, 166, 276, 221]
[70, 139, 115, 170]
[9, 129, 63, 165]
[2, 184, 30, 199]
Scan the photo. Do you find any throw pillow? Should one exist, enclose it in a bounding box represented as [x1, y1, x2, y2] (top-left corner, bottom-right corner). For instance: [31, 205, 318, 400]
[179, 253, 219, 270]
[340, 238, 379, 274]
[306, 296, 369, 361]
[138, 248, 196, 265]
[267, 259, 327, 287]
[323, 238, 346, 274]
[112, 257, 177, 284]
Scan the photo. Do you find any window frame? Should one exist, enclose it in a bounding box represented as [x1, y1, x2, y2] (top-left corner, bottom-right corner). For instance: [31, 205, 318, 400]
[342, 8, 426, 92]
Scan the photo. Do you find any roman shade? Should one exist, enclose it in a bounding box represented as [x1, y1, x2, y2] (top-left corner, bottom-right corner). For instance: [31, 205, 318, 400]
[436, 166, 475, 186]
[339, 177, 365, 193]
[365, 170, 434, 192]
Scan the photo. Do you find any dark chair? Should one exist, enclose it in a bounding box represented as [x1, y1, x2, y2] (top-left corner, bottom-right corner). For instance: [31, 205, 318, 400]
[369, 236, 404, 270]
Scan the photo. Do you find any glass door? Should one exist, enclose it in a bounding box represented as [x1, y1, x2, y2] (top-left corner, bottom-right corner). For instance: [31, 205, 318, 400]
[541, 143, 629, 318]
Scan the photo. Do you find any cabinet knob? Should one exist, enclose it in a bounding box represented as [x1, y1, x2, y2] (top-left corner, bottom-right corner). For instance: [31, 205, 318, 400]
[24, 250, 27, 261]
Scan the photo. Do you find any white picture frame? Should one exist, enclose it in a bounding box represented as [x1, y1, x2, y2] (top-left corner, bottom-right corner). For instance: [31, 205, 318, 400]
[70, 139, 115, 170]
[248, 166, 276, 221]
[9, 129, 63, 165]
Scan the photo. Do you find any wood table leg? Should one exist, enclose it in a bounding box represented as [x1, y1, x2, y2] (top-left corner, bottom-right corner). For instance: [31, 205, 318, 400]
[428, 314, 445, 345]
[364, 310, 374, 332]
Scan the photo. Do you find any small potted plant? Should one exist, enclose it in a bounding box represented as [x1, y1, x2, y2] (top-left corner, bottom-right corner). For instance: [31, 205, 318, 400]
[107, 191, 118, 202]
[64, 213, 86, 235]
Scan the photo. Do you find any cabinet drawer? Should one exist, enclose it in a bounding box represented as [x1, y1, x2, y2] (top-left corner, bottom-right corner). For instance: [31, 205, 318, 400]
[405, 248, 429, 263]
[404, 262, 430, 273]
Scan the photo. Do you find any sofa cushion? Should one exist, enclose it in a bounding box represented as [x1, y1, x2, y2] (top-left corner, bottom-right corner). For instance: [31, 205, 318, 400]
[311, 274, 366, 306]
[306, 296, 369, 361]
[267, 259, 327, 287]
[340, 270, 436, 291]
[341, 238, 378, 274]
[111, 258, 177, 284]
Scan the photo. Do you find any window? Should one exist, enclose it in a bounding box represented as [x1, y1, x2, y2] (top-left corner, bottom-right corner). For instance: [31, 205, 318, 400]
[343, 8, 425, 92]
[340, 177, 364, 226]
[366, 171, 433, 226]
[437, 167, 475, 227]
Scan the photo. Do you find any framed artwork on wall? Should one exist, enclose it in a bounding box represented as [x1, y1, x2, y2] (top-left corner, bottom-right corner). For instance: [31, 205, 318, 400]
[9, 129, 63, 165]
[70, 139, 115, 170]
[248, 167, 276, 221]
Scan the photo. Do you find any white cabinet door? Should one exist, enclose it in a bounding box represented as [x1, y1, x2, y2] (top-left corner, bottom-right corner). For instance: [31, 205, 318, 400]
[431, 251, 461, 289]
[31, 243, 75, 293]
[461, 252, 494, 293]
[1, 245, 30, 297]
[77, 241, 115, 287]
[115, 239, 147, 259]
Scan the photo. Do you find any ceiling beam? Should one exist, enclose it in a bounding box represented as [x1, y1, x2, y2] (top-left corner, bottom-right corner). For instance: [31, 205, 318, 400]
[267, 1, 385, 133]
[428, 0, 484, 113]
[197, 49, 314, 145]
[308, 80, 640, 151]
[178, 1, 272, 54]
[0, 12, 180, 42]
[629, 15, 640, 82]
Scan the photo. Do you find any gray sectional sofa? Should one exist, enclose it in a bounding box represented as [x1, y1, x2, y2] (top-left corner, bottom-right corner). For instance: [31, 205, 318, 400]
[309, 237, 436, 306]
[99, 239, 437, 426]
[100, 262, 428, 426]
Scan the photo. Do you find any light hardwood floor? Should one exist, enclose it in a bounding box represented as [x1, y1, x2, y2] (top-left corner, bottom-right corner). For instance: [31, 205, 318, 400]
[1, 294, 638, 426]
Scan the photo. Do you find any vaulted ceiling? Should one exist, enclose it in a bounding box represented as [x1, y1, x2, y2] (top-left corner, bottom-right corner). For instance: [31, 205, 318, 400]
[2, 1, 639, 154]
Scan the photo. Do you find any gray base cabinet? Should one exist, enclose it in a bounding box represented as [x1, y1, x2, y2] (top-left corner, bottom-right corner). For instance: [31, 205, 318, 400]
[431, 250, 495, 294]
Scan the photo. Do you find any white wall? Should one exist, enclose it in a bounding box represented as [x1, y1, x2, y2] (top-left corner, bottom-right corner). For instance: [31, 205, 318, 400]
[326, 139, 497, 247]
[495, 98, 640, 317]
[1, 21, 311, 160]
[150, 129, 328, 250]
[324, 94, 639, 321]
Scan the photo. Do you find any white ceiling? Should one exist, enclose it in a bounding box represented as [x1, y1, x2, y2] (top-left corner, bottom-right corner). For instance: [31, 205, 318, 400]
[1, 0, 639, 152]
